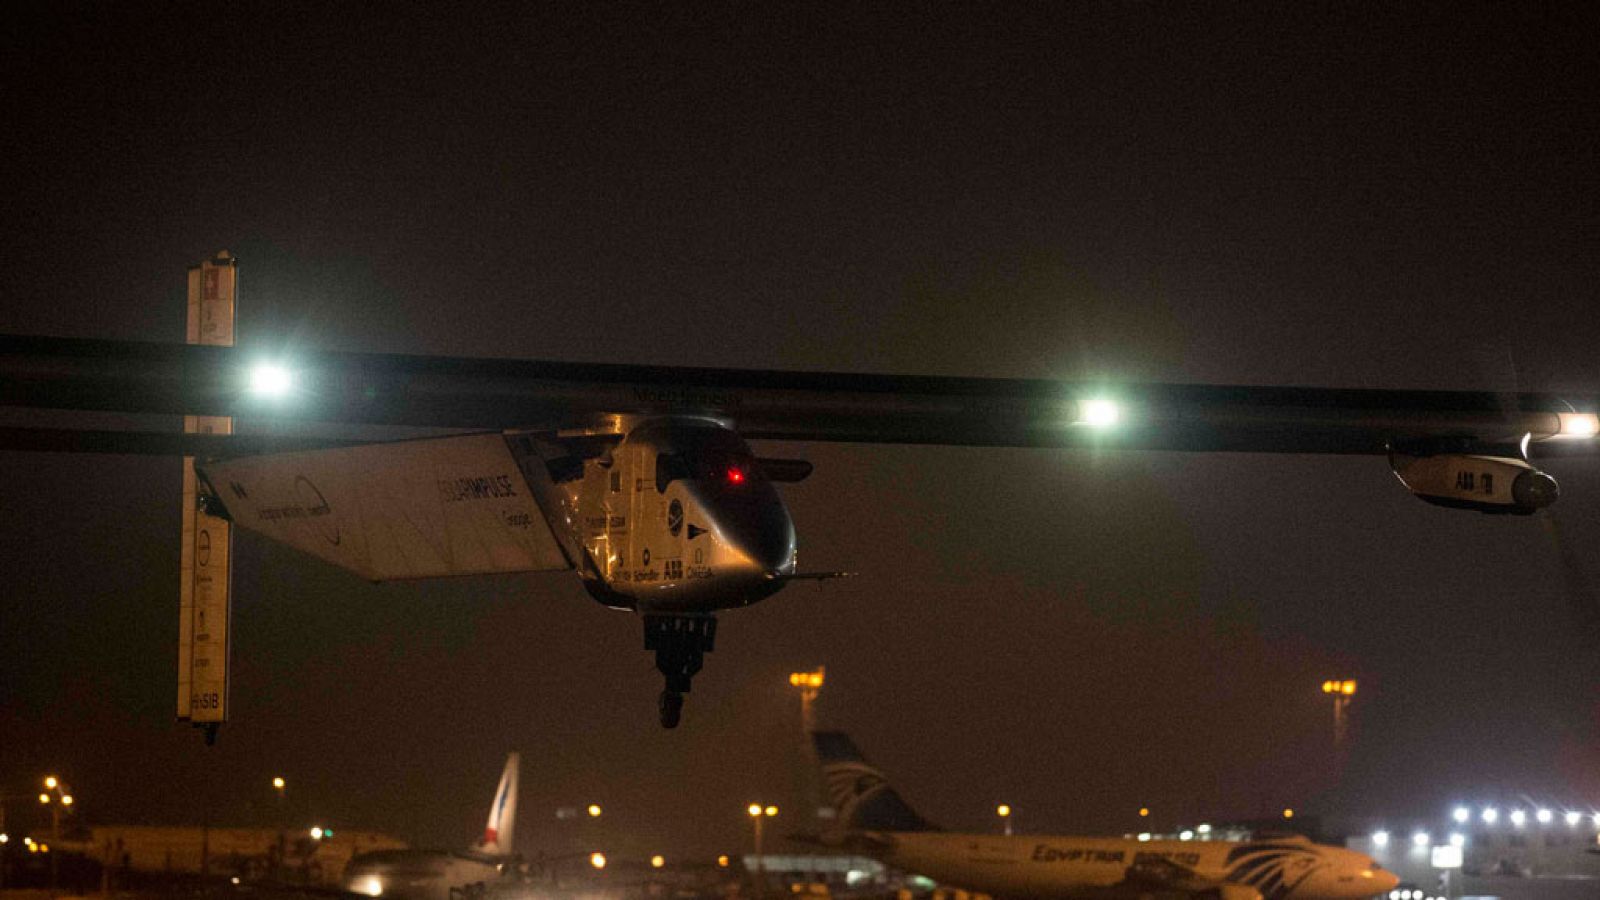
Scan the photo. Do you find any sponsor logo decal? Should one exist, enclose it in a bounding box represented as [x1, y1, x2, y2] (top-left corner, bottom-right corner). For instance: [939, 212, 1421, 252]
[437, 474, 518, 502]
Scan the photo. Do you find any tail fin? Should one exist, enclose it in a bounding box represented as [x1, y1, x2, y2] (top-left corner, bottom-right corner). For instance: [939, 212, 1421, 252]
[477, 752, 520, 855]
[812, 732, 937, 832]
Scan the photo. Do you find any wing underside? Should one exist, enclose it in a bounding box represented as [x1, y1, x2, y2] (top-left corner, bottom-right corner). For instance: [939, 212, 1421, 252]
[198, 433, 572, 582]
[1, 335, 1596, 456]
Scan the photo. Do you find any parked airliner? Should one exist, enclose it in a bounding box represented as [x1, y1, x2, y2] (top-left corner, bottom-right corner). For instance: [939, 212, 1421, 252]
[812, 732, 1399, 900]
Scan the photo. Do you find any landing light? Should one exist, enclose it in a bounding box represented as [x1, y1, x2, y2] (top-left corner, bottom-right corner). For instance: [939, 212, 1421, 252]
[1080, 398, 1120, 429]
[1559, 412, 1600, 437]
[1536, 809, 1552, 824]
[1481, 808, 1498, 824]
[1452, 807, 1469, 824]
[1510, 810, 1526, 827]
[249, 363, 294, 396]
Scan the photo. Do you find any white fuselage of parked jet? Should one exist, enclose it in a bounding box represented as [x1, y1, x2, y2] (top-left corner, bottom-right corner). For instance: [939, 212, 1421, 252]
[854, 831, 1396, 900]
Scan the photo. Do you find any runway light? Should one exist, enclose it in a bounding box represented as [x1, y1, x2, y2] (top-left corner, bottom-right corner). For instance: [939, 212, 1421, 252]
[1510, 810, 1526, 827]
[39, 794, 49, 804]
[1372, 830, 1389, 847]
[996, 805, 1011, 818]
[717, 855, 730, 868]
[589, 852, 606, 869]
[1412, 831, 1430, 847]
[249, 363, 294, 396]
[1081, 398, 1120, 429]
[1179, 830, 1194, 841]
[764, 805, 778, 817]
[45, 777, 58, 790]
[60, 796, 72, 806]
[310, 827, 324, 840]
[1537, 809, 1552, 824]
[587, 804, 602, 818]
[1481, 808, 1498, 824]
[748, 804, 763, 817]
[1565, 811, 1582, 827]
[651, 855, 665, 869]
[1197, 823, 1211, 835]
[233, 878, 243, 887]
[273, 777, 286, 790]
[1137, 833, 1152, 842]
[1452, 807, 1469, 824]
[1283, 808, 1295, 819]
[360, 878, 382, 897]
[0, 833, 7, 844]
[1138, 808, 1149, 818]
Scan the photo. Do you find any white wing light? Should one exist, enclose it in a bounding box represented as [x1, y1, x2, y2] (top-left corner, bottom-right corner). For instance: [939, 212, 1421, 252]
[249, 363, 294, 396]
[1079, 398, 1120, 429]
[1558, 412, 1599, 437]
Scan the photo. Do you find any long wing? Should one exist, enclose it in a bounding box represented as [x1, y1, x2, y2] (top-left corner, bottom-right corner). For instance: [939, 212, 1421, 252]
[1, 334, 1597, 455]
[197, 433, 572, 581]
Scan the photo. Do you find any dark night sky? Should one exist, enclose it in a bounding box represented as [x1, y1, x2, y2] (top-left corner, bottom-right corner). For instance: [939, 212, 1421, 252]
[2, 1, 1598, 861]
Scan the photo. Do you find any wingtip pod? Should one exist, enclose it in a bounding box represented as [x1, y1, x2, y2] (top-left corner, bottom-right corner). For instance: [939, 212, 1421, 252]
[1390, 452, 1559, 515]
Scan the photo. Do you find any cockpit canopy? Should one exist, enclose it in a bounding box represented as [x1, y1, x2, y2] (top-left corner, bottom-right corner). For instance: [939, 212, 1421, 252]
[652, 422, 760, 493]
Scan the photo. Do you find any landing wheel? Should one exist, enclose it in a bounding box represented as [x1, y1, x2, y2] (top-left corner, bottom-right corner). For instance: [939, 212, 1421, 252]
[659, 690, 684, 728]
[643, 615, 717, 729]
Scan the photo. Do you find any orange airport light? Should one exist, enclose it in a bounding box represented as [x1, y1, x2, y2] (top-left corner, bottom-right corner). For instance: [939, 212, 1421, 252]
[788, 669, 825, 689]
[718, 855, 730, 867]
[651, 855, 665, 868]
[589, 852, 606, 869]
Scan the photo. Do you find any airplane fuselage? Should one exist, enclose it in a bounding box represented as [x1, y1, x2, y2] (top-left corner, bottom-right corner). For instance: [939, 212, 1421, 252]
[344, 850, 506, 900]
[861, 833, 1394, 900]
[524, 416, 798, 613]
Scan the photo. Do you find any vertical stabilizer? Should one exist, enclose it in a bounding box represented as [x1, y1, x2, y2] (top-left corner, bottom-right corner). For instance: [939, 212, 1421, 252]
[478, 753, 520, 856]
[812, 732, 936, 832]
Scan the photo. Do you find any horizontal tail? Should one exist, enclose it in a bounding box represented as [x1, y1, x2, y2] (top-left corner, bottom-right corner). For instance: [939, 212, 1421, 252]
[813, 731, 937, 833]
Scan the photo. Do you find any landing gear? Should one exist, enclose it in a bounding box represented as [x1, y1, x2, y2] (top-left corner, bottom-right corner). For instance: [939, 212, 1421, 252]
[644, 614, 717, 729]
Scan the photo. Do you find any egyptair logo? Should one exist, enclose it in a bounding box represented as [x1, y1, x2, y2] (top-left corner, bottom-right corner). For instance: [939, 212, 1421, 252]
[1224, 843, 1326, 900]
[822, 761, 888, 821]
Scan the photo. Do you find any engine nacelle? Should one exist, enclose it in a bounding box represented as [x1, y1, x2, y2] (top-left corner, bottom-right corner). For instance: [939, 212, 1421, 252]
[1201, 885, 1264, 900]
[1390, 453, 1558, 514]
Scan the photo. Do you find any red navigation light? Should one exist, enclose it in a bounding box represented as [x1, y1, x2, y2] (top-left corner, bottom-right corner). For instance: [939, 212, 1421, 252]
[727, 467, 745, 484]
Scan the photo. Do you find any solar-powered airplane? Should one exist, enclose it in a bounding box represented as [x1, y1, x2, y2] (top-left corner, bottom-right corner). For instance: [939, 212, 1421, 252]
[1, 332, 1597, 726]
